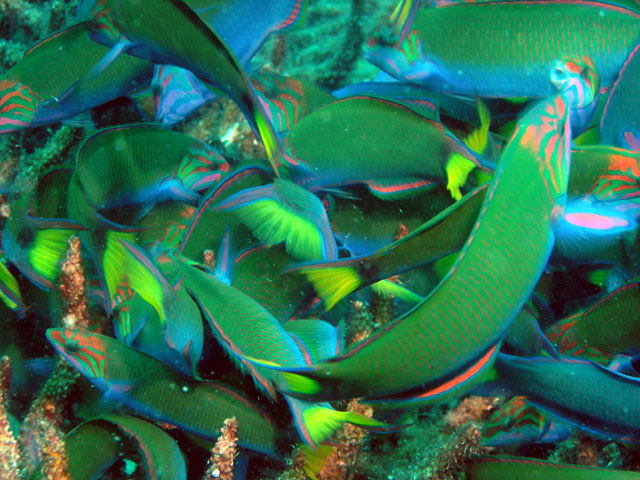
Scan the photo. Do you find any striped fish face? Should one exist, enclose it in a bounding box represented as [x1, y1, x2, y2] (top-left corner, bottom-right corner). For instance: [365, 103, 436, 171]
[517, 94, 571, 202]
[47, 328, 108, 380]
[0, 80, 39, 133]
[589, 151, 640, 203]
[550, 57, 599, 110]
[177, 143, 229, 192]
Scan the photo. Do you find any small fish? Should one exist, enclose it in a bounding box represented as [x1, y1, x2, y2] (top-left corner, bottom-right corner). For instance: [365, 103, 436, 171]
[2, 195, 86, 290]
[489, 353, 640, 436]
[215, 178, 337, 261]
[76, 124, 228, 211]
[481, 396, 569, 447]
[547, 281, 640, 362]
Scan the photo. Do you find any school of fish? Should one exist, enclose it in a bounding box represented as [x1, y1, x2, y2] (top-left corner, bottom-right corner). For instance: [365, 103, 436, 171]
[2, 0, 640, 478]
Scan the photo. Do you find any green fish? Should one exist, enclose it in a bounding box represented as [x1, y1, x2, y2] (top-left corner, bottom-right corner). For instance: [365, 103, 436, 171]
[0, 22, 152, 134]
[47, 327, 289, 458]
[465, 455, 640, 479]
[83, 0, 282, 170]
[266, 60, 576, 406]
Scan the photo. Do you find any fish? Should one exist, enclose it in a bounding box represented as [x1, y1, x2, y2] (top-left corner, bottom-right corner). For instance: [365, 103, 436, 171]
[481, 396, 569, 447]
[292, 183, 488, 310]
[153, 0, 309, 124]
[2, 194, 86, 290]
[547, 281, 640, 362]
[75, 124, 228, 211]
[82, 0, 283, 169]
[488, 353, 640, 436]
[214, 178, 338, 261]
[149, 252, 390, 448]
[600, 36, 640, 148]
[277, 95, 491, 195]
[366, 0, 640, 98]
[0, 22, 152, 134]
[465, 455, 640, 479]
[260, 58, 576, 406]
[46, 327, 289, 458]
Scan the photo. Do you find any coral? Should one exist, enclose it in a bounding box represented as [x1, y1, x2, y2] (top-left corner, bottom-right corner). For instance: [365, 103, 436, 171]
[17, 360, 77, 479]
[13, 125, 80, 190]
[204, 249, 216, 268]
[369, 289, 394, 327]
[0, 0, 79, 69]
[205, 417, 239, 480]
[316, 400, 374, 480]
[444, 396, 500, 431]
[257, 0, 397, 90]
[60, 235, 89, 331]
[428, 422, 489, 480]
[345, 299, 373, 345]
[0, 356, 22, 480]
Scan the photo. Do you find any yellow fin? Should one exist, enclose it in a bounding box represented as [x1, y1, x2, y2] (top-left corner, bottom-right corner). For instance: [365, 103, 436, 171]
[0, 261, 22, 311]
[300, 444, 335, 480]
[28, 229, 75, 283]
[371, 279, 422, 303]
[445, 98, 491, 200]
[299, 266, 360, 311]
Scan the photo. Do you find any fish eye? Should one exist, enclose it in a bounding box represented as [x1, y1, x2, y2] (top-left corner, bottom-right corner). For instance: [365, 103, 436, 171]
[553, 67, 566, 78]
[64, 340, 80, 353]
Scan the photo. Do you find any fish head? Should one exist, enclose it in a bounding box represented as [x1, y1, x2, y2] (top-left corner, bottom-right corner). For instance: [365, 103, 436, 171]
[46, 328, 108, 380]
[550, 57, 599, 111]
[0, 79, 39, 134]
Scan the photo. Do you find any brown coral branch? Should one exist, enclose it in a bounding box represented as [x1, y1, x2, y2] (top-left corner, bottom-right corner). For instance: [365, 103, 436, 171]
[205, 417, 238, 480]
[316, 400, 373, 480]
[60, 236, 89, 330]
[431, 422, 489, 480]
[17, 360, 76, 480]
[0, 356, 22, 480]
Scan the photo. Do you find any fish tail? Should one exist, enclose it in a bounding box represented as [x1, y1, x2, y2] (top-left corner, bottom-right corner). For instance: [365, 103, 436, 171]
[116, 239, 169, 324]
[0, 260, 25, 314]
[299, 444, 335, 480]
[390, 0, 420, 46]
[286, 396, 388, 448]
[370, 279, 423, 304]
[23, 217, 86, 289]
[445, 98, 491, 200]
[243, 87, 283, 177]
[297, 264, 362, 310]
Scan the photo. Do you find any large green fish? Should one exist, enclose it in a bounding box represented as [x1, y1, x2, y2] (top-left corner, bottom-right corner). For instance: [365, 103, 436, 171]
[366, 0, 640, 98]
[277, 95, 490, 195]
[267, 62, 575, 406]
[76, 124, 228, 211]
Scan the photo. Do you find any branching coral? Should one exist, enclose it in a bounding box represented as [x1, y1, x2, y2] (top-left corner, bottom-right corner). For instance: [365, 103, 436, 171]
[205, 417, 239, 480]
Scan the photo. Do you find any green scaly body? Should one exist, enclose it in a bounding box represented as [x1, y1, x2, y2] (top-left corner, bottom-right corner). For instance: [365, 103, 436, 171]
[284, 92, 571, 402]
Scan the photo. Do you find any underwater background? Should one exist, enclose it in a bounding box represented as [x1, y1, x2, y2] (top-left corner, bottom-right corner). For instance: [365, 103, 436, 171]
[1, 0, 640, 479]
